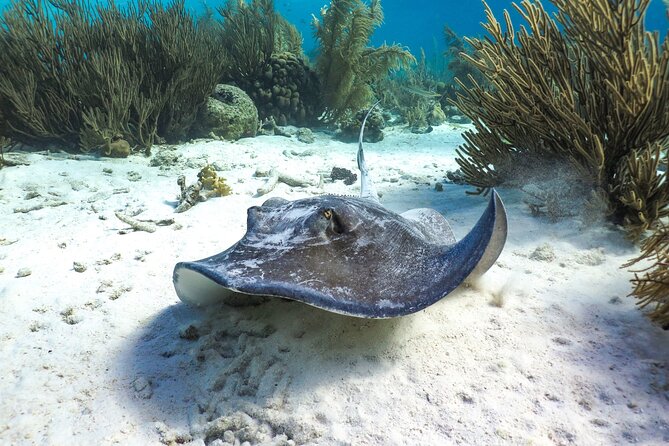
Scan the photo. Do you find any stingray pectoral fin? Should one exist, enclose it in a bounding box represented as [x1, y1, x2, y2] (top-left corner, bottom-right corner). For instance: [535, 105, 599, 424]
[401, 208, 457, 244]
[173, 259, 268, 307]
[173, 261, 237, 307]
[434, 190, 506, 294]
[465, 190, 507, 281]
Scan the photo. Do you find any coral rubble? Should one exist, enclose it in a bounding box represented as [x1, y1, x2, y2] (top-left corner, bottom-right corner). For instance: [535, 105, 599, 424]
[176, 165, 232, 213]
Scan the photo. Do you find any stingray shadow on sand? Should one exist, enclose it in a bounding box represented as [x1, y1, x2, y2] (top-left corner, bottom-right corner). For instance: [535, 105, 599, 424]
[114, 296, 421, 437]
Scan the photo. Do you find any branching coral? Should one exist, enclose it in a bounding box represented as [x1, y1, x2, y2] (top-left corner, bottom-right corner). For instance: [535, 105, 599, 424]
[274, 14, 304, 56]
[625, 220, 669, 327]
[442, 25, 485, 97]
[452, 0, 669, 236]
[373, 50, 438, 129]
[372, 28, 478, 130]
[0, 0, 225, 152]
[0, 136, 9, 168]
[217, 0, 275, 80]
[312, 0, 415, 122]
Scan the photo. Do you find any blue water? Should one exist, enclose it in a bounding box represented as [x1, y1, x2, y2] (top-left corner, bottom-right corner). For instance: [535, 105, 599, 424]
[1, 0, 666, 58]
[281, 0, 669, 55]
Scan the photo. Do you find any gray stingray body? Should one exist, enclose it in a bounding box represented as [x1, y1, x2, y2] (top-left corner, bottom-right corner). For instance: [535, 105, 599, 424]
[173, 105, 508, 318]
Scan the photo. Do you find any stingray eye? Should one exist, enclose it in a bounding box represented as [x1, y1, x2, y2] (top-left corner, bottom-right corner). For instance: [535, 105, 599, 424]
[322, 209, 333, 220]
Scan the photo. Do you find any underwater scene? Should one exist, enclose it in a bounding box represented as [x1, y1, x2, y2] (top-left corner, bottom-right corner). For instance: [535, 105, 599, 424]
[0, 0, 668, 444]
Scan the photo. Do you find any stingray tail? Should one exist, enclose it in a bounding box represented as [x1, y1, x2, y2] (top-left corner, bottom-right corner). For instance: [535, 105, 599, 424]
[357, 100, 381, 202]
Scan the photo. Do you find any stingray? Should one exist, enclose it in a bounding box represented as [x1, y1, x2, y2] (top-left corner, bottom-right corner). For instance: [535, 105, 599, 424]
[173, 104, 508, 318]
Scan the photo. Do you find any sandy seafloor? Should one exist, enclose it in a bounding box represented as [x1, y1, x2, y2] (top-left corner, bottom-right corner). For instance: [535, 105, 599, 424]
[1, 123, 668, 446]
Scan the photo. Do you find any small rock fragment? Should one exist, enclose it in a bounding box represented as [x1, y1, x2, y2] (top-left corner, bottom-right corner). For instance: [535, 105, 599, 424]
[296, 127, 315, 144]
[29, 321, 46, 332]
[108, 285, 132, 301]
[96, 253, 122, 266]
[73, 262, 87, 273]
[16, 268, 32, 278]
[96, 280, 114, 293]
[60, 307, 82, 325]
[458, 392, 475, 404]
[330, 167, 357, 186]
[574, 247, 605, 266]
[150, 147, 182, 169]
[529, 244, 556, 262]
[223, 431, 235, 443]
[290, 149, 315, 157]
[127, 171, 142, 182]
[591, 418, 610, 427]
[13, 203, 44, 213]
[179, 324, 200, 341]
[132, 376, 153, 399]
[68, 179, 86, 191]
[609, 296, 623, 305]
[552, 336, 572, 346]
[445, 169, 467, 185]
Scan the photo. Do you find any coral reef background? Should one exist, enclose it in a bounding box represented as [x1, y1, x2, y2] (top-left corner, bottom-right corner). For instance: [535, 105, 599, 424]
[0, 1, 664, 58]
[1, 0, 658, 58]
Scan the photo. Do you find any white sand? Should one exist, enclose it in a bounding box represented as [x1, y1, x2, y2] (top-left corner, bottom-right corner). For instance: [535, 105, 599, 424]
[1, 125, 668, 445]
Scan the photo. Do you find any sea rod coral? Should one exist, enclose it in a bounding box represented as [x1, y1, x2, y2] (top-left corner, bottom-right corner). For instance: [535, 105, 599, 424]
[452, 0, 669, 237]
[625, 220, 669, 327]
[312, 0, 415, 122]
[0, 0, 224, 152]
